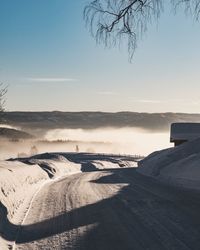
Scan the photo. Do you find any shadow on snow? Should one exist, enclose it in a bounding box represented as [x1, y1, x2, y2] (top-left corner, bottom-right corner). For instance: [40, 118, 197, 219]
[1, 168, 200, 249]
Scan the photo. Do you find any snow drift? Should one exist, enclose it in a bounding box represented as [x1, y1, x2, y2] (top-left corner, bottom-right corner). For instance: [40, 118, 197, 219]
[0, 161, 48, 223]
[137, 137, 200, 190]
[0, 152, 137, 248]
[0, 153, 83, 247]
[0, 160, 49, 249]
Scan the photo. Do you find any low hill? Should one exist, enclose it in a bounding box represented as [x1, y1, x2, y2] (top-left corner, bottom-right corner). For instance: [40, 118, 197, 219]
[0, 127, 34, 140]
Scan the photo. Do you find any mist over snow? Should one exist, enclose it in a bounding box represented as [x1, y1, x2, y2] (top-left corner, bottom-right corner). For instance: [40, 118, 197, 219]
[44, 128, 171, 156]
[0, 126, 172, 160]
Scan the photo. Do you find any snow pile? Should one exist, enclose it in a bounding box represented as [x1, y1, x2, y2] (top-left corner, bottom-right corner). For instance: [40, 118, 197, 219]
[0, 160, 48, 224]
[0, 155, 82, 248]
[18, 154, 82, 178]
[92, 159, 136, 169]
[137, 137, 200, 189]
[91, 160, 122, 169]
[17, 152, 137, 173]
[0, 160, 49, 250]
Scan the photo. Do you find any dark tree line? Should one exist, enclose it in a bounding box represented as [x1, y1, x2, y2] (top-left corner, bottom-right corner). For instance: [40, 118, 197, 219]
[84, 0, 200, 60]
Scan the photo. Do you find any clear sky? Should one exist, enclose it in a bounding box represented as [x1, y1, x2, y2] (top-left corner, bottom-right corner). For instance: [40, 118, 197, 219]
[1, 0, 200, 113]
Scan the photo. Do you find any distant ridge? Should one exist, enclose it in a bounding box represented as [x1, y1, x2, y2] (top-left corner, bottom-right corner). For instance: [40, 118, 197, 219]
[2, 111, 200, 131]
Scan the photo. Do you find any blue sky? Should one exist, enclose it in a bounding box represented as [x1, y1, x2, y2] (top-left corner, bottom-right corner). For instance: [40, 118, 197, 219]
[1, 0, 200, 112]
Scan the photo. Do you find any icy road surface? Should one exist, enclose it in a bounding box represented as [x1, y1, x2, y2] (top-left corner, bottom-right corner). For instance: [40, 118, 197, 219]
[13, 168, 200, 250]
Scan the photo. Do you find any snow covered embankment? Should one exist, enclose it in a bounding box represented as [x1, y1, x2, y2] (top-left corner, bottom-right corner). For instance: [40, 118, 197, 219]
[0, 161, 48, 249]
[0, 155, 82, 223]
[0, 155, 82, 249]
[137, 137, 200, 190]
[0, 152, 136, 248]
[0, 161, 48, 224]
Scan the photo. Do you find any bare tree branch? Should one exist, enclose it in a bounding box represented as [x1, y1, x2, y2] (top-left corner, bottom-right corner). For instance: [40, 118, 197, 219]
[84, 0, 162, 61]
[84, 0, 200, 60]
[172, 0, 200, 20]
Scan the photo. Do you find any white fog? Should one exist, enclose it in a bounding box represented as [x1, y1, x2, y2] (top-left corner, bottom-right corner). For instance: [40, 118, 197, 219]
[0, 127, 172, 160]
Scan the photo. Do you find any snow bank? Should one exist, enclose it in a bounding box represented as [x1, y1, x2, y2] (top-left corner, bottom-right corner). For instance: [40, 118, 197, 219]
[0, 152, 137, 248]
[137, 137, 200, 189]
[0, 161, 48, 223]
[0, 160, 49, 249]
[92, 159, 136, 169]
[1, 152, 136, 222]
[17, 152, 137, 173]
[0, 155, 83, 248]
[0, 154, 83, 220]
[19, 154, 82, 178]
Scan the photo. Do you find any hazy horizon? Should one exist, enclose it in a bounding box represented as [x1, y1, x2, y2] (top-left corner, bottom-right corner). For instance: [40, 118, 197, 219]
[3, 110, 200, 115]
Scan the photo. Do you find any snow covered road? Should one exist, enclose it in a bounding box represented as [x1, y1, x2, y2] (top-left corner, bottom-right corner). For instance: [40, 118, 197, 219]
[12, 168, 200, 250]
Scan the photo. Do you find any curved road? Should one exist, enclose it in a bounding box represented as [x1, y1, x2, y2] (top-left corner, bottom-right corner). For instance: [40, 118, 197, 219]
[15, 168, 200, 250]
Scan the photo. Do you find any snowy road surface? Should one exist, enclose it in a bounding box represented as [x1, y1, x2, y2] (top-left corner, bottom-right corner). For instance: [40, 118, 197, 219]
[11, 168, 200, 250]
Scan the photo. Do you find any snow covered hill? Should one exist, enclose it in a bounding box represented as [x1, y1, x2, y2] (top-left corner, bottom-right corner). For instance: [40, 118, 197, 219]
[137, 138, 200, 190]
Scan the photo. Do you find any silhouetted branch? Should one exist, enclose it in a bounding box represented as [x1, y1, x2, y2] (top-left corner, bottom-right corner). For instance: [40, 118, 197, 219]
[84, 0, 163, 60]
[84, 0, 200, 60]
[172, 0, 200, 20]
